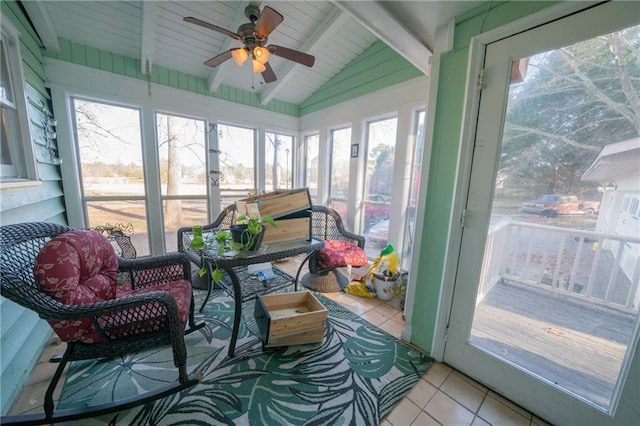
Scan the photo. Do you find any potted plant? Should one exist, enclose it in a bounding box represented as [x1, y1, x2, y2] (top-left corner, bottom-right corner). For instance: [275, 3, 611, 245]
[196, 215, 277, 285]
[228, 214, 277, 252]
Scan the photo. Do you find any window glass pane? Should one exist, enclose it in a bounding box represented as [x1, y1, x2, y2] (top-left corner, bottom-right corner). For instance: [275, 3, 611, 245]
[403, 110, 426, 268]
[218, 124, 254, 204]
[73, 99, 149, 252]
[265, 132, 293, 191]
[329, 127, 351, 218]
[0, 40, 15, 105]
[163, 199, 208, 252]
[74, 99, 145, 196]
[156, 113, 206, 249]
[363, 118, 395, 240]
[305, 134, 319, 204]
[86, 200, 150, 256]
[1, 105, 17, 170]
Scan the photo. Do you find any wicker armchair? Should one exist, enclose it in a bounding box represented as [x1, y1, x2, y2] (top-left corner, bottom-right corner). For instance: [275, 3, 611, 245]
[301, 205, 368, 292]
[0, 222, 204, 425]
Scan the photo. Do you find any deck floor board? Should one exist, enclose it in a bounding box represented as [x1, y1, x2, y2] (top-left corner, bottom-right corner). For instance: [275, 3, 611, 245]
[471, 281, 636, 409]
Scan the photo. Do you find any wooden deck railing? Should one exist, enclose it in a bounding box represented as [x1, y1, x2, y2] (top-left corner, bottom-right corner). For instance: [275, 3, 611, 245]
[480, 220, 640, 314]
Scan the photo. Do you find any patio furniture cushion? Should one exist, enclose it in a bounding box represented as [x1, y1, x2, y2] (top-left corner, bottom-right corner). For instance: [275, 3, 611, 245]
[317, 240, 368, 269]
[34, 230, 118, 343]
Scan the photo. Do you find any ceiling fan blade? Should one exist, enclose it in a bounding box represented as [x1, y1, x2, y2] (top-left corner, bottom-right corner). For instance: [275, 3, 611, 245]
[204, 49, 233, 67]
[267, 45, 315, 67]
[254, 6, 283, 39]
[262, 62, 277, 83]
[183, 17, 242, 41]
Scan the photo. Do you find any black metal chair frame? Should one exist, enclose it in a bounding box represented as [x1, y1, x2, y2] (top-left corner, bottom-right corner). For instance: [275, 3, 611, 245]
[303, 205, 366, 289]
[0, 222, 205, 426]
[91, 223, 137, 259]
[177, 203, 239, 310]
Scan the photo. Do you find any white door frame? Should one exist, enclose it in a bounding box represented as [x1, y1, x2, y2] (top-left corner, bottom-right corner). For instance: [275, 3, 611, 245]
[432, 0, 625, 361]
[433, 1, 640, 424]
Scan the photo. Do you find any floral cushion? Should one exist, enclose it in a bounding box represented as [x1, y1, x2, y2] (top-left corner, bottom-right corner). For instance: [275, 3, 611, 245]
[317, 240, 368, 269]
[34, 230, 118, 343]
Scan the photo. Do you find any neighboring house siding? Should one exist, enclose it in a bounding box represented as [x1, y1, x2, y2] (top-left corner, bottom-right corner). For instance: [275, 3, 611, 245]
[0, 0, 64, 415]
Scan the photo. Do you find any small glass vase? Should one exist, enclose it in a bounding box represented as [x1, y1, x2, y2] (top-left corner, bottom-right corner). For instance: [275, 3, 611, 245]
[190, 225, 204, 249]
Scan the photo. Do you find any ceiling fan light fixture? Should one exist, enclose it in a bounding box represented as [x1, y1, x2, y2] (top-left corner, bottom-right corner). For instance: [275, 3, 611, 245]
[231, 48, 249, 66]
[252, 59, 266, 73]
[253, 46, 270, 64]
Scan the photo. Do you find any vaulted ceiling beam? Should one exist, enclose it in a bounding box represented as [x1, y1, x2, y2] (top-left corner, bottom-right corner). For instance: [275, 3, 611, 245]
[21, 0, 60, 51]
[332, 0, 430, 74]
[260, 7, 346, 105]
[141, 1, 157, 75]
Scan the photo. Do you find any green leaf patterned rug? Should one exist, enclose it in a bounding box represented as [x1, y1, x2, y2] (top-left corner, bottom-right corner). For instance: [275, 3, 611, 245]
[57, 289, 433, 425]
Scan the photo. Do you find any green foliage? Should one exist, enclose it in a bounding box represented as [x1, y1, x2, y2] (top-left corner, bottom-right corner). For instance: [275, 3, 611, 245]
[500, 25, 639, 200]
[198, 216, 277, 283]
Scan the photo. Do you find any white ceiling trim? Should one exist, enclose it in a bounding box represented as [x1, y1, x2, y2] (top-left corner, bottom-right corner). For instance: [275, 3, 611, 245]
[141, 1, 157, 74]
[260, 7, 347, 105]
[333, 0, 431, 74]
[22, 0, 60, 51]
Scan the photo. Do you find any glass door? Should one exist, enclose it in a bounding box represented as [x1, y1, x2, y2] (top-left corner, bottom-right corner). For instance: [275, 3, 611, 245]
[445, 3, 639, 424]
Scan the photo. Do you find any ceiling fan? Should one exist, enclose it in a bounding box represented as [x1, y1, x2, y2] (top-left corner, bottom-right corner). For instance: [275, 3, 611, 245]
[184, 4, 315, 83]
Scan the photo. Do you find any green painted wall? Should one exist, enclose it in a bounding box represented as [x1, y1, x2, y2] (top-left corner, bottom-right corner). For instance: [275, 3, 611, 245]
[0, 0, 64, 415]
[299, 41, 423, 117]
[44, 38, 302, 117]
[409, 1, 559, 352]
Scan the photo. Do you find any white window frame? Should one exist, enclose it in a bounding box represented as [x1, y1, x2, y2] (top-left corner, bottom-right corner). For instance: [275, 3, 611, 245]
[0, 19, 38, 185]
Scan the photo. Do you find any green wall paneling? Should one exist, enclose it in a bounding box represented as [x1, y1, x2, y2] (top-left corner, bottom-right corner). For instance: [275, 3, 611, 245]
[299, 40, 422, 116]
[0, 3, 63, 414]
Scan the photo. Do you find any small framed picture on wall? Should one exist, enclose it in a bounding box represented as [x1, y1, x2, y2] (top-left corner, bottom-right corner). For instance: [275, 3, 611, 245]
[351, 144, 359, 158]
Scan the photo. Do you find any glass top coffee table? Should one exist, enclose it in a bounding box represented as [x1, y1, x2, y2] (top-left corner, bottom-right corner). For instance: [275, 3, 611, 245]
[183, 236, 324, 357]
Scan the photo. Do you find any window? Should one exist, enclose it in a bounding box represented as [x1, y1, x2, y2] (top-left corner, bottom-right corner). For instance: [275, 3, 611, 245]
[303, 134, 319, 204]
[218, 124, 255, 204]
[328, 127, 351, 218]
[0, 20, 37, 182]
[265, 132, 293, 190]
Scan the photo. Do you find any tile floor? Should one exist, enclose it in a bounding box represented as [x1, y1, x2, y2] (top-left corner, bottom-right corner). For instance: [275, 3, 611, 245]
[9, 289, 547, 425]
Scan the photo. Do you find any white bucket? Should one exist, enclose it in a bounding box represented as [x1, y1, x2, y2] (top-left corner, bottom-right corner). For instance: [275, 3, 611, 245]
[373, 273, 396, 300]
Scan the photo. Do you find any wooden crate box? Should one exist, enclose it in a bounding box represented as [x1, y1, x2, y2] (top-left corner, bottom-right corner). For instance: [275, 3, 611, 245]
[254, 291, 327, 348]
[236, 188, 311, 220]
[263, 217, 311, 244]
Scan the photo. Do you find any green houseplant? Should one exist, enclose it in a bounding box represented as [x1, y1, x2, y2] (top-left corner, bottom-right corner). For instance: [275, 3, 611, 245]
[228, 214, 277, 251]
[196, 215, 277, 284]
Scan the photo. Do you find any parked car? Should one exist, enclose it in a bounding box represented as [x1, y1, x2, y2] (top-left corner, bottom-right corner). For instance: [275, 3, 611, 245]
[368, 219, 389, 246]
[364, 194, 390, 228]
[521, 194, 600, 217]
